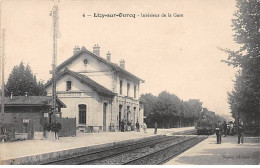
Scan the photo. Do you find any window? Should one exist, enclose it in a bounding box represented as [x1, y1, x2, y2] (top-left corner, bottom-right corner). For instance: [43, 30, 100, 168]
[120, 80, 123, 95]
[134, 85, 136, 98]
[66, 81, 71, 91]
[127, 83, 130, 97]
[79, 104, 86, 124]
[83, 59, 88, 66]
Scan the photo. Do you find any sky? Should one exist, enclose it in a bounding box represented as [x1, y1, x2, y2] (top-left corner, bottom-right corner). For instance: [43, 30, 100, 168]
[1, 0, 239, 119]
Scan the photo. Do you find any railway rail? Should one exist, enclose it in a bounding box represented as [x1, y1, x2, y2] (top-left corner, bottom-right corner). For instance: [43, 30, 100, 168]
[123, 136, 206, 165]
[39, 130, 207, 165]
[41, 135, 179, 165]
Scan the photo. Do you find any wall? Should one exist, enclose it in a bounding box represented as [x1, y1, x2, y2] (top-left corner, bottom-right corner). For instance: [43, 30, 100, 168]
[117, 75, 140, 100]
[58, 53, 115, 91]
[45, 73, 94, 93]
[3, 106, 47, 132]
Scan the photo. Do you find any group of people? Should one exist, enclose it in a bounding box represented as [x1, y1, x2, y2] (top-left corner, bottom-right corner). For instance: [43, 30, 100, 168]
[222, 121, 237, 136]
[119, 119, 148, 133]
[216, 120, 244, 144]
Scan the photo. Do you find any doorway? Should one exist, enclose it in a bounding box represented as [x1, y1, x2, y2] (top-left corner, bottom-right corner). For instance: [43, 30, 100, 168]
[103, 103, 107, 131]
[127, 106, 131, 124]
[119, 105, 122, 126]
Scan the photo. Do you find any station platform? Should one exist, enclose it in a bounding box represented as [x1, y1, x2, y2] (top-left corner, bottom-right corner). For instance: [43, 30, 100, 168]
[165, 134, 260, 165]
[0, 127, 193, 165]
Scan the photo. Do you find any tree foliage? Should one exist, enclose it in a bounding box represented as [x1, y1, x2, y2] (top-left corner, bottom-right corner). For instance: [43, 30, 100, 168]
[140, 93, 157, 116]
[140, 91, 203, 128]
[5, 62, 46, 96]
[221, 0, 260, 125]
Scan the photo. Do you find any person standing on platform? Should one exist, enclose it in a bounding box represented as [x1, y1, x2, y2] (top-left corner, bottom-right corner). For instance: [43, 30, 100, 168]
[216, 121, 223, 144]
[154, 122, 158, 134]
[136, 121, 140, 132]
[143, 122, 147, 133]
[237, 121, 244, 144]
[216, 127, 221, 144]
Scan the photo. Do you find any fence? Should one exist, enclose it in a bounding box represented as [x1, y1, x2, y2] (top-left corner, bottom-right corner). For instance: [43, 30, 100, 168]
[57, 117, 76, 137]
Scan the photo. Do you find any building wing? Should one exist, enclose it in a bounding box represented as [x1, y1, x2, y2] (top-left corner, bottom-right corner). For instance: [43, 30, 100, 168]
[55, 46, 144, 83]
[45, 69, 116, 97]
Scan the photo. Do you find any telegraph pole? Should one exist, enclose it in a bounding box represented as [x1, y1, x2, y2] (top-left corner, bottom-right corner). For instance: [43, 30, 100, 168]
[51, 0, 59, 124]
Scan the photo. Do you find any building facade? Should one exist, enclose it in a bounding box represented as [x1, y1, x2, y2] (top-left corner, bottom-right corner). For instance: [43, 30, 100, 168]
[45, 45, 144, 132]
[0, 96, 66, 140]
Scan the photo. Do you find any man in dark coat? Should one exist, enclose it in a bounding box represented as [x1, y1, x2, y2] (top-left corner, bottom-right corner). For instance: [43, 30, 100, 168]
[216, 121, 223, 144]
[136, 121, 140, 132]
[237, 121, 244, 144]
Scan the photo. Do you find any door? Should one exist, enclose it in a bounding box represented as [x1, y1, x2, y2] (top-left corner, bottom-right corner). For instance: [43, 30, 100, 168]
[119, 105, 122, 129]
[133, 107, 136, 124]
[103, 103, 107, 131]
[118, 105, 123, 122]
[78, 104, 86, 125]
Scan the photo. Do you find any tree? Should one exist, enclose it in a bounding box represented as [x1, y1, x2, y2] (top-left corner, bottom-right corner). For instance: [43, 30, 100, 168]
[5, 62, 46, 96]
[140, 91, 204, 128]
[182, 99, 203, 126]
[140, 93, 157, 116]
[156, 91, 182, 128]
[186, 99, 203, 118]
[221, 0, 260, 126]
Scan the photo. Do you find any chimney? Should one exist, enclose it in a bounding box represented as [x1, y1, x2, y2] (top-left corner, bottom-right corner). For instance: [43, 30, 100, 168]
[106, 51, 111, 62]
[73, 45, 81, 55]
[93, 44, 100, 56]
[119, 59, 125, 69]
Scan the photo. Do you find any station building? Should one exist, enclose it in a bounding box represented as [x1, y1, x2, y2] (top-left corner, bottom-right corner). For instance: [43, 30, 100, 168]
[45, 45, 144, 132]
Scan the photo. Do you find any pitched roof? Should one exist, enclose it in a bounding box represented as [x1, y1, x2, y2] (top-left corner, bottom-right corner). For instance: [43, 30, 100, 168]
[45, 69, 116, 96]
[0, 96, 66, 108]
[56, 46, 145, 82]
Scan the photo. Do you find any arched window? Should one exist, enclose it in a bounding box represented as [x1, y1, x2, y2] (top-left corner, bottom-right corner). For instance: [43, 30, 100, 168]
[78, 104, 86, 124]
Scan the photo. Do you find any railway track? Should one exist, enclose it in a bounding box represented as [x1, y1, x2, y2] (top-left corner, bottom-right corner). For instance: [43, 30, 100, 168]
[40, 131, 207, 165]
[41, 135, 179, 165]
[123, 136, 206, 165]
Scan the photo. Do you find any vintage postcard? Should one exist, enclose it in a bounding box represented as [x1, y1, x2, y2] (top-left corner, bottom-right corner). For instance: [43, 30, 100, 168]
[0, 0, 259, 165]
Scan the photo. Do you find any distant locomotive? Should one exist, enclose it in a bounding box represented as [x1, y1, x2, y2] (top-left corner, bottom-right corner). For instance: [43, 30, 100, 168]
[196, 118, 216, 135]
